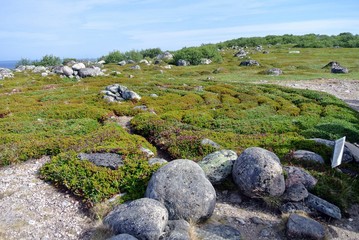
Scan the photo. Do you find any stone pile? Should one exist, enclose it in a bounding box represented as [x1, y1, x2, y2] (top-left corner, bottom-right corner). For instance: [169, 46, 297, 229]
[103, 145, 346, 239]
[102, 84, 141, 103]
[15, 61, 106, 78]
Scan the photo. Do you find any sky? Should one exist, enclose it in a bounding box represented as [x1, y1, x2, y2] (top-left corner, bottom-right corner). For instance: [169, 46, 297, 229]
[1, 0, 359, 60]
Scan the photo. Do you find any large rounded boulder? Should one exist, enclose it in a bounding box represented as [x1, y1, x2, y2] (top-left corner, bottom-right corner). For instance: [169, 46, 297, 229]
[145, 159, 216, 223]
[232, 147, 285, 198]
[103, 198, 168, 240]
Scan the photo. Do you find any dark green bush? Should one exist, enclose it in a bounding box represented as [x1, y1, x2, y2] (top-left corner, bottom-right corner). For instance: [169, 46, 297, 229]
[173, 45, 222, 65]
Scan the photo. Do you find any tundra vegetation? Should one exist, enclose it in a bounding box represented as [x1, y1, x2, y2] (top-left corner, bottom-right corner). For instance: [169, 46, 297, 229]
[1, 34, 359, 212]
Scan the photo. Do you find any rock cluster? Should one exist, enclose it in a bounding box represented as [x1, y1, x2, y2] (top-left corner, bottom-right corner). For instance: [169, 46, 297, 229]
[104, 145, 345, 239]
[15, 61, 106, 78]
[0, 68, 14, 80]
[102, 84, 141, 103]
[266, 68, 283, 76]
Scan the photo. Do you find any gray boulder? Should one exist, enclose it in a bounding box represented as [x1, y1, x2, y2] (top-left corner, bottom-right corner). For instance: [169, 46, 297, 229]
[234, 49, 246, 58]
[78, 153, 123, 170]
[72, 62, 86, 71]
[164, 220, 190, 240]
[283, 183, 308, 202]
[104, 198, 168, 240]
[331, 65, 349, 74]
[292, 150, 325, 164]
[286, 214, 325, 240]
[130, 65, 141, 70]
[0, 68, 14, 80]
[62, 66, 74, 77]
[177, 59, 190, 66]
[232, 147, 285, 198]
[201, 58, 212, 65]
[280, 202, 313, 215]
[196, 224, 241, 240]
[239, 60, 260, 66]
[107, 234, 138, 240]
[118, 60, 127, 66]
[199, 150, 238, 184]
[79, 67, 101, 78]
[145, 159, 216, 222]
[156, 51, 173, 61]
[305, 193, 341, 219]
[266, 68, 282, 76]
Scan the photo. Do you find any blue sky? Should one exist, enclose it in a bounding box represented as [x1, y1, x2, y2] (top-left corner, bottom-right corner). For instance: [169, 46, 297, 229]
[1, 0, 359, 60]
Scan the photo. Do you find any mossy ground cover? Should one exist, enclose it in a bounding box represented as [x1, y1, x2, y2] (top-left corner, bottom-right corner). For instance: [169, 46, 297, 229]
[1, 45, 359, 209]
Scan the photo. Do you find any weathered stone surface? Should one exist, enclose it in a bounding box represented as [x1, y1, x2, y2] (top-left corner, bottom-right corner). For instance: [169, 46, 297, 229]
[62, 66, 74, 77]
[239, 60, 259, 66]
[79, 67, 101, 77]
[266, 68, 282, 76]
[145, 159, 216, 222]
[33, 66, 47, 73]
[0, 68, 14, 80]
[305, 193, 341, 219]
[198, 150, 238, 184]
[345, 142, 359, 162]
[139, 147, 155, 158]
[196, 224, 241, 240]
[292, 150, 325, 164]
[72, 62, 86, 71]
[331, 65, 349, 74]
[286, 214, 325, 240]
[201, 138, 220, 149]
[283, 166, 317, 189]
[107, 234, 138, 240]
[78, 153, 123, 170]
[280, 202, 313, 214]
[177, 59, 190, 66]
[232, 147, 285, 198]
[282, 183, 308, 202]
[164, 220, 190, 240]
[104, 198, 168, 240]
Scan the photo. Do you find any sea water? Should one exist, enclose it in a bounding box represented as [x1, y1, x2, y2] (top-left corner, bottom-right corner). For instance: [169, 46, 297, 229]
[0, 60, 18, 69]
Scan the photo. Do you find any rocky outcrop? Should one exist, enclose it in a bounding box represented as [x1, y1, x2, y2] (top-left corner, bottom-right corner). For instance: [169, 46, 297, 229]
[286, 214, 325, 240]
[199, 150, 238, 184]
[232, 147, 285, 198]
[0, 68, 14, 80]
[239, 60, 260, 66]
[234, 49, 247, 58]
[145, 159, 216, 222]
[102, 84, 141, 102]
[104, 198, 168, 240]
[196, 224, 242, 240]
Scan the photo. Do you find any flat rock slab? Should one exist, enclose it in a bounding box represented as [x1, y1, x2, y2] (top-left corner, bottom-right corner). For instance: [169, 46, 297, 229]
[78, 153, 123, 170]
[305, 193, 341, 219]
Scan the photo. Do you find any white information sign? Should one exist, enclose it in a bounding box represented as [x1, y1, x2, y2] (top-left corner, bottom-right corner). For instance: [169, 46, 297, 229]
[331, 136, 346, 168]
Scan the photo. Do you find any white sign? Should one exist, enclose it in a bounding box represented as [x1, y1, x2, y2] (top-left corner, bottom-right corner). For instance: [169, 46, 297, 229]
[331, 136, 346, 168]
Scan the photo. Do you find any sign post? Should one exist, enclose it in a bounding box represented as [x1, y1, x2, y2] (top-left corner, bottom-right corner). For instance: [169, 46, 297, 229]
[331, 136, 346, 168]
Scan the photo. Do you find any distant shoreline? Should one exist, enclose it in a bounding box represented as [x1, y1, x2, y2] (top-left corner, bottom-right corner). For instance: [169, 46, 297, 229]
[0, 60, 18, 69]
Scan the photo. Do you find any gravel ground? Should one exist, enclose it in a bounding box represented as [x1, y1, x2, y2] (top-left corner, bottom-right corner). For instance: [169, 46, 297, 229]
[0, 157, 94, 240]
